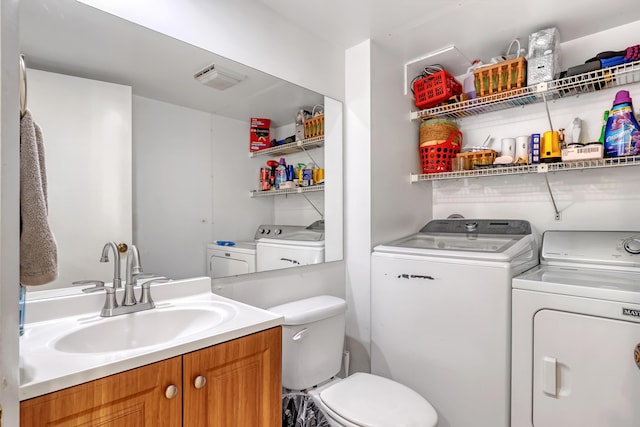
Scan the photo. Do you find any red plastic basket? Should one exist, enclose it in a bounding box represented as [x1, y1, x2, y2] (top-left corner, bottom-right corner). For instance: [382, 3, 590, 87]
[419, 131, 462, 173]
[413, 70, 463, 110]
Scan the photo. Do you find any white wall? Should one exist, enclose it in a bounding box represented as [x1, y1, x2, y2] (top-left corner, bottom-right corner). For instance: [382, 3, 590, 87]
[1, 0, 21, 423]
[134, 95, 340, 295]
[75, 0, 344, 101]
[210, 114, 273, 241]
[371, 42, 433, 246]
[344, 40, 373, 374]
[133, 96, 212, 279]
[213, 260, 345, 309]
[28, 69, 132, 290]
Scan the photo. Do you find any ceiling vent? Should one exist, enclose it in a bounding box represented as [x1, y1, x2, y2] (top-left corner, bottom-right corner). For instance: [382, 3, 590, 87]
[194, 64, 245, 90]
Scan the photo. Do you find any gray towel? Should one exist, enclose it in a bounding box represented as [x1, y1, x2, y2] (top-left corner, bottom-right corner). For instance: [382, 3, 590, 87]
[20, 109, 58, 286]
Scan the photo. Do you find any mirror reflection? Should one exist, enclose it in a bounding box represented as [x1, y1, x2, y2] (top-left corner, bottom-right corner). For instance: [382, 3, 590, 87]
[20, 0, 342, 291]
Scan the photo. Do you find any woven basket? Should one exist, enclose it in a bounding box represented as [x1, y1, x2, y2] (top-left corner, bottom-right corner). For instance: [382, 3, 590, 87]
[304, 114, 324, 139]
[456, 150, 497, 170]
[420, 118, 462, 147]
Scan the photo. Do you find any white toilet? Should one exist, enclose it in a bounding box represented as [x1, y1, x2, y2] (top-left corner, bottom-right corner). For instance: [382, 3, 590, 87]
[269, 295, 438, 427]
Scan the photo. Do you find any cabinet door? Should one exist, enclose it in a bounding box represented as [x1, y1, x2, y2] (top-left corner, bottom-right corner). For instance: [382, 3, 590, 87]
[183, 326, 282, 427]
[20, 356, 182, 426]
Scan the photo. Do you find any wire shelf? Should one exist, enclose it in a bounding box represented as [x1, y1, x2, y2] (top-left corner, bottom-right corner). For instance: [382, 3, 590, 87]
[410, 59, 640, 121]
[250, 184, 324, 197]
[249, 136, 324, 158]
[411, 155, 640, 182]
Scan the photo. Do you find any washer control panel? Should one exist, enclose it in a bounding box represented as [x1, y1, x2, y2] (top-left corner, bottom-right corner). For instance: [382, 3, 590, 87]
[254, 224, 307, 240]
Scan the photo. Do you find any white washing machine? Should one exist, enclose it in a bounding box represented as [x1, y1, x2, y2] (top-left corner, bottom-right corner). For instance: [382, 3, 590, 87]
[208, 224, 301, 278]
[256, 220, 325, 272]
[511, 230, 640, 427]
[371, 219, 539, 427]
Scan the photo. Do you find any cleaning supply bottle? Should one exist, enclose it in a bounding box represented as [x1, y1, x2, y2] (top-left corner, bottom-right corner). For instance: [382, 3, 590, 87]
[301, 164, 313, 187]
[463, 60, 483, 99]
[275, 157, 287, 189]
[603, 90, 640, 157]
[598, 110, 609, 144]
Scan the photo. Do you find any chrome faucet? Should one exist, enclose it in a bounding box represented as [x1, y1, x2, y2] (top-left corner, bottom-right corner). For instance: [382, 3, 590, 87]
[76, 244, 170, 317]
[100, 241, 123, 288]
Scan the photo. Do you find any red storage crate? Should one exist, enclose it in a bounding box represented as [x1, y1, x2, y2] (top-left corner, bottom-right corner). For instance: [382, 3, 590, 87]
[412, 70, 462, 110]
[419, 133, 462, 174]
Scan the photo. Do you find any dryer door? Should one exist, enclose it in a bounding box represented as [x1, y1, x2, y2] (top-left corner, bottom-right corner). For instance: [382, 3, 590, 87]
[209, 254, 252, 279]
[533, 309, 640, 426]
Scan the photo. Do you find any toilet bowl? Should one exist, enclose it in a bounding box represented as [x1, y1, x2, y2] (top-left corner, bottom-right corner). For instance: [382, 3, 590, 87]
[268, 295, 438, 427]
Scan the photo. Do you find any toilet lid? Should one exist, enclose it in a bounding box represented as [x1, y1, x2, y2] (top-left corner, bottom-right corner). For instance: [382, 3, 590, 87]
[320, 373, 438, 427]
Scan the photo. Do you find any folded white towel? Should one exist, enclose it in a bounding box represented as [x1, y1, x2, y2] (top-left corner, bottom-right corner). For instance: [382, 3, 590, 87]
[20, 109, 58, 286]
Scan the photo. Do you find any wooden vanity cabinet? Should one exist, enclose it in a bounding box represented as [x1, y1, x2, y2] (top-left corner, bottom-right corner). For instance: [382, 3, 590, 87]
[183, 325, 282, 427]
[20, 355, 183, 426]
[20, 327, 282, 427]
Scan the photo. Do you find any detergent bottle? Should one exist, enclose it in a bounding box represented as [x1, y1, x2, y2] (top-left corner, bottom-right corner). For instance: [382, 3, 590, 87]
[603, 90, 640, 157]
[463, 60, 483, 99]
[275, 157, 287, 189]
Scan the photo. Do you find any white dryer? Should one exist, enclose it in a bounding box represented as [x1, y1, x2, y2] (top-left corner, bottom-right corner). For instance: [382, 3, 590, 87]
[207, 241, 256, 279]
[512, 230, 640, 427]
[371, 219, 538, 427]
[256, 220, 325, 272]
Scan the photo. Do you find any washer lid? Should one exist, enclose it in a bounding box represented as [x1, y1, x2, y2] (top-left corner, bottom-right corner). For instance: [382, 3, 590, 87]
[383, 232, 522, 252]
[373, 219, 535, 260]
[320, 373, 438, 427]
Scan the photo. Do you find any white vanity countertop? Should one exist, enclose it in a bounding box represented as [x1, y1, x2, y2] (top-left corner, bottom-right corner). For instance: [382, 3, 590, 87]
[20, 277, 283, 401]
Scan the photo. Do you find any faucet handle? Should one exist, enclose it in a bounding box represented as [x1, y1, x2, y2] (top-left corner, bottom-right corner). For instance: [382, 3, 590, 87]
[139, 277, 170, 305]
[73, 280, 119, 315]
[72, 280, 106, 293]
[131, 273, 157, 286]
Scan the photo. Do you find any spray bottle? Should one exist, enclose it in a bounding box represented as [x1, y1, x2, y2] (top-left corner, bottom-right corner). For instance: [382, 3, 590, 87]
[603, 90, 640, 157]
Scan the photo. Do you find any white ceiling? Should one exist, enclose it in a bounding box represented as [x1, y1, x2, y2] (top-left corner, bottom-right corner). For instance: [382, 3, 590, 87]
[259, 0, 640, 72]
[19, 0, 323, 126]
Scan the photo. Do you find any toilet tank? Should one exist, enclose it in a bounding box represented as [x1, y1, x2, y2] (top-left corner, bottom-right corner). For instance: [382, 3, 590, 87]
[268, 295, 347, 390]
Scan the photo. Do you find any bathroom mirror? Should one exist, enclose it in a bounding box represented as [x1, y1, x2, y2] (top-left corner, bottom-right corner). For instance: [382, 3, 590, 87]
[20, 0, 342, 291]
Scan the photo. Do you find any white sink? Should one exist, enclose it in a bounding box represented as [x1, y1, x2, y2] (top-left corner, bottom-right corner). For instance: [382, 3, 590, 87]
[53, 303, 236, 354]
[20, 277, 284, 401]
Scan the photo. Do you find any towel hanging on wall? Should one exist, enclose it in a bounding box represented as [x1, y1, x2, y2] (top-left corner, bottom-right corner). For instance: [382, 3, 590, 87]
[20, 109, 58, 286]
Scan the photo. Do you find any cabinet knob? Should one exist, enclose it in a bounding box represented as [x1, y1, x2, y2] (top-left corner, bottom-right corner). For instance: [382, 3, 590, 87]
[194, 375, 207, 389]
[165, 384, 179, 399]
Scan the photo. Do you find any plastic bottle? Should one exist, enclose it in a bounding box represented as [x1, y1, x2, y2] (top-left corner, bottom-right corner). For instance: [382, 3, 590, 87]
[603, 90, 640, 157]
[19, 283, 25, 336]
[296, 163, 305, 186]
[598, 110, 609, 144]
[463, 60, 483, 99]
[275, 157, 287, 189]
[301, 164, 313, 187]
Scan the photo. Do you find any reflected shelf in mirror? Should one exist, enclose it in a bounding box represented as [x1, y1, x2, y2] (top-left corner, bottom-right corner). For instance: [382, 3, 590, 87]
[249, 136, 324, 158]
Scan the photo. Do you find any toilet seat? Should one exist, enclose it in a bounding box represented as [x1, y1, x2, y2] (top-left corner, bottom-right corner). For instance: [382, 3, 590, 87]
[319, 373, 438, 427]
